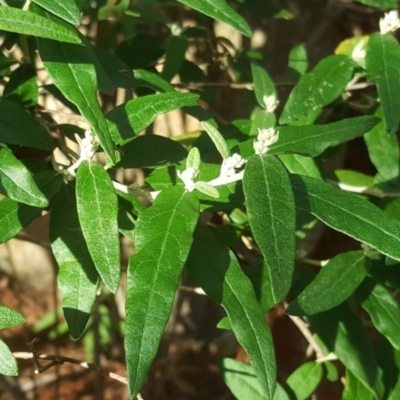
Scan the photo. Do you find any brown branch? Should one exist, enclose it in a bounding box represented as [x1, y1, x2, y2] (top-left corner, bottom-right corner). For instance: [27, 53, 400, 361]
[13, 350, 144, 400]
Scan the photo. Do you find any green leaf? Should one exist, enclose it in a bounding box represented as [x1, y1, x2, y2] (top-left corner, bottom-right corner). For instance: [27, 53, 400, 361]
[0, 6, 80, 43]
[116, 135, 187, 169]
[0, 306, 25, 329]
[251, 61, 276, 110]
[280, 55, 354, 125]
[125, 186, 199, 398]
[309, 303, 383, 398]
[243, 155, 295, 304]
[161, 35, 188, 82]
[278, 154, 322, 179]
[249, 107, 276, 137]
[0, 339, 18, 376]
[201, 121, 230, 159]
[342, 369, 374, 400]
[236, 116, 380, 159]
[0, 99, 54, 151]
[31, 0, 81, 25]
[0, 145, 48, 207]
[290, 174, 400, 261]
[220, 358, 289, 400]
[287, 251, 367, 316]
[187, 224, 276, 399]
[50, 184, 99, 338]
[286, 361, 323, 400]
[0, 171, 63, 244]
[364, 107, 399, 181]
[76, 161, 120, 293]
[176, 0, 252, 38]
[186, 146, 201, 170]
[194, 181, 220, 198]
[355, 0, 397, 10]
[357, 278, 400, 351]
[37, 39, 118, 165]
[287, 44, 308, 78]
[106, 92, 200, 144]
[3, 63, 38, 107]
[366, 33, 400, 136]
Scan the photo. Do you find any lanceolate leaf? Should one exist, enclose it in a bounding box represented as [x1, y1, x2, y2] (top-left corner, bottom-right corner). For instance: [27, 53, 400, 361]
[309, 303, 383, 398]
[106, 92, 200, 144]
[187, 224, 276, 400]
[0, 306, 25, 330]
[31, 0, 81, 25]
[278, 154, 322, 179]
[286, 361, 323, 400]
[50, 184, 99, 338]
[280, 55, 354, 125]
[251, 61, 276, 110]
[366, 33, 400, 135]
[287, 251, 367, 316]
[37, 39, 118, 165]
[116, 135, 187, 169]
[0, 7, 80, 43]
[125, 186, 199, 398]
[243, 155, 295, 304]
[364, 107, 399, 181]
[76, 161, 120, 293]
[0, 171, 63, 244]
[220, 358, 289, 400]
[342, 369, 374, 400]
[357, 278, 400, 351]
[201, 121, 230, 159]
[161, 35, 188, 82]
[0, 145, 48, 207]
[236, 116, 380, 158]
[0, 99, 55, 151]
[290, 174, 400, 261]
[176, 0, 252, 38]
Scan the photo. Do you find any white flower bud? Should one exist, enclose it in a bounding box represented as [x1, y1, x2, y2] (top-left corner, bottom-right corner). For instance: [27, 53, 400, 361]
[263, 94, 279, 113]
[220, 153, 246, 177]
[178, 167, 199, 192]
[253, 127, 279, 155]
[351, 40, 367, 66]
[380, 10, 400, 34]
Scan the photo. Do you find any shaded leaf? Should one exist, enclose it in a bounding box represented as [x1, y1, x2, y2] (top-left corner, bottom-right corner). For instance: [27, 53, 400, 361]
[342, 369, 374, 400]
[161, 35, 188, 82]
[243, 155, 295, 304]
[187, 224, 276, 399]
[76, 161, 120, 293]
[50, 184, 99, 338]
[251, 61, 276, 110]
[0, 99, 54, 151]
[116, 135, 187, 169]
[309, 303, 383, 398]
[125, 186, 199, 398]
[287, 251, 367, 316]
[357, 278, 400, 351]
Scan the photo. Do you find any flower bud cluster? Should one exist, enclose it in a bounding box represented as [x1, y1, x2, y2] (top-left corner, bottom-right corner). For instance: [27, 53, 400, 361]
[253, 127, 279, 155]
[380, 10, 400, 35]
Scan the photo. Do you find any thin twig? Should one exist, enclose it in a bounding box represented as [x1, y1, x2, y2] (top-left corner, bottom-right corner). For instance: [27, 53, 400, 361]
[13, 351, 144, 400]
[172, 81, 374, 92]
[284, 310, 327, 360]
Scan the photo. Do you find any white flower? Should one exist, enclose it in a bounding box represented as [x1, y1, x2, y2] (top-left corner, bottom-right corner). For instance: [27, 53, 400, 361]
[253, 127, 279, 155]
[263, 94, 279, 113]
[220, 153, 246, 177]
[178, 167, 199, 192]
[379, 10, 400, 34]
